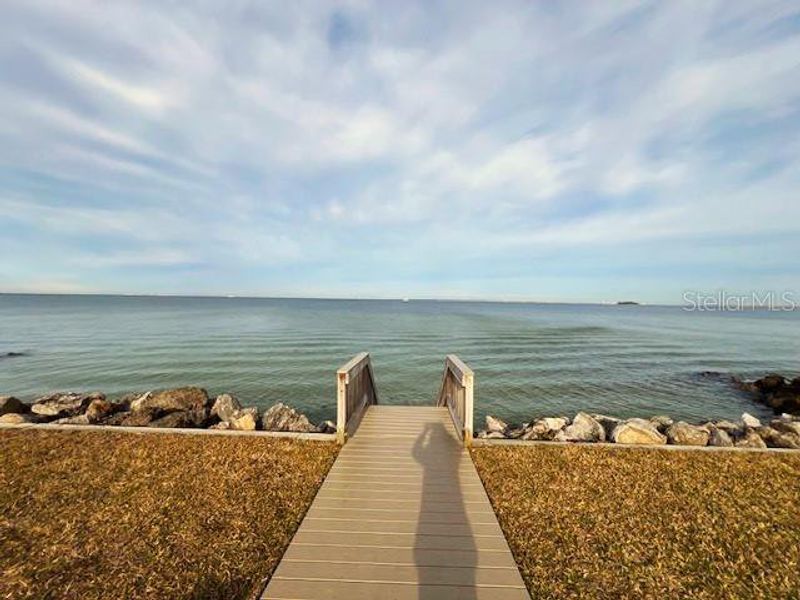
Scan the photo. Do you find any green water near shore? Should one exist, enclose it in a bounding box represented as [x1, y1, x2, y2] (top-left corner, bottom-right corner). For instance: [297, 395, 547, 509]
[0, 294, 797, 425]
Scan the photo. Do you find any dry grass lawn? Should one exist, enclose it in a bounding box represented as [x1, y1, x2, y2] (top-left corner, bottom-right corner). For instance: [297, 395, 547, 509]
[0, 430, 337, 600]
[472, 445, 800, 600]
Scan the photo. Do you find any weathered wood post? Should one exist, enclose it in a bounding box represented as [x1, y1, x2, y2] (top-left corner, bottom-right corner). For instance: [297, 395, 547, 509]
[335, 352, 379, 445]
[436, 355, 475, 447]
[336, 369, 347, 445]
[463, 368, 474, 447]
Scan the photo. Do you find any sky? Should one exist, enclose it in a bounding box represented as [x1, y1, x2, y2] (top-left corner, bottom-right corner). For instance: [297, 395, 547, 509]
[0, 1, 799, 303]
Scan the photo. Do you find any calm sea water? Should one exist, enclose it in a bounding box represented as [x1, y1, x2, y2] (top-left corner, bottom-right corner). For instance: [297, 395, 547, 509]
[0, 294, 797, 426]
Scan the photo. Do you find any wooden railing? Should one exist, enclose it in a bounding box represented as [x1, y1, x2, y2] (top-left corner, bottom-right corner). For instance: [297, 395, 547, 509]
[336, 352, 379, 444]
[436, 354, 474, 446]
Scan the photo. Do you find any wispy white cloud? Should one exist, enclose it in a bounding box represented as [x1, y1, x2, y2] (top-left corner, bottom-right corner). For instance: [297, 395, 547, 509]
[49, 53, 170, 111]
[0, 0, 798, 300]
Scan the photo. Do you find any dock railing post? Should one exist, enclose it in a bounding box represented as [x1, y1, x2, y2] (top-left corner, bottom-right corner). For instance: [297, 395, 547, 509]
[436, 354, 474, 447]
[336, 370, 347, 445]
[463, 369, 474, 447]
[336, 352, 379, 445]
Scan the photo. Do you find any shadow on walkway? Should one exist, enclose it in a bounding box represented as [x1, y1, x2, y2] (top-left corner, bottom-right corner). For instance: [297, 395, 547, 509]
[412, 421, 477, 600]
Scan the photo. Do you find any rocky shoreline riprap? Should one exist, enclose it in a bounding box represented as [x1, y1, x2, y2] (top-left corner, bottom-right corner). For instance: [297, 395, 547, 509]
[478, 411, 800, 449]
[0, 387, 334, 434]
[476, 372, 800, 449]
[730, 373, 800, 415]
[2, 372, 798, 447]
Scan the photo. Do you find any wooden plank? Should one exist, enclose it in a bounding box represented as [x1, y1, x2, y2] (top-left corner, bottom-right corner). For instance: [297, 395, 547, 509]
[272, 561, 526, 586]
[319, 475, 485, 489]
[445, 354, 473, 384]
[324, 472, 482, 484]
[304, 507, 500, 525]
[262, 579, 529, 600]
[281, 544, 519, 568]
[365, 405, 449, 410]
[310, 497, 496, 515]
[315, 489, 489, 503]
[299, 517, 504, 537]
[336, 351, 370, 380]
[330, 460, 475, 470]
[329, 459, 475, 469]
[289, 530, 512, 551]
[323, 470, 483, 482]
[260, 405, 526, 600]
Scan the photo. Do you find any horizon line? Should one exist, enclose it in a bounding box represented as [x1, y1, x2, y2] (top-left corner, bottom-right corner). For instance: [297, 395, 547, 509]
[0, 290, 675, 307]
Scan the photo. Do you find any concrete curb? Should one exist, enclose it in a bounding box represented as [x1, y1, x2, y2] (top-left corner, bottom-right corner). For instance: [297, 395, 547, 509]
[471, 437, 800, 453]
[0, 422, 336, 441]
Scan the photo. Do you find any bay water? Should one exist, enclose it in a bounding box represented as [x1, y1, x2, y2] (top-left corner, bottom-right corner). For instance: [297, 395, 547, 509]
[1, 294, 797, 426]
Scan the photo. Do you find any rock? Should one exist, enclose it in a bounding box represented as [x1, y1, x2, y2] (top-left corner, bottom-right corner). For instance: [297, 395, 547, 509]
[554, 412, 605, 443]
[484, 431, 507, 439]
[741, 412, 761, 428]
[316, 420, 336, 434]
[732, 375, 758, 394]
[611, 418, 666, 445]
[128, 391, 152, 411]
[0, 413, 35, 424]
[708, 426, 734, 447]
[592, 414, 621, 440]
[706, 420, 743, 440]
[131, 387, 209, 414]
[713, 420, 741, 433]
[120, 408, 162, 427]
[504, 427, 526, 439]
[209, 421, 231, 430]
[228, 407, 258, 431]
[666, 422, 710, 446]
[114, 393, 140, 408]
[261, 403, 315, 433]
[100, 411, 132, 426]
[521, 417, 568, 440]
[542, 416, 570, 430]
[758, 427, 800, 449]
[755, 374, 787, 394]
[734, 430, 767, 449]
[148, 411, 198, 429]
[85, 399, 126, 424]
[649, 415, 674, 433]
[770, 419, 800, 437]
[771, 433, 800, 449]
[698, 370, 730, 381]
[211, 393, 242, 422]
[31, 392, 104, 419]
[128, 387, 209, 427]
[52, 414, 90, 425]
[0, 396, 29, 416]
[740, 374, 800, 415]
[485, 415, 508, 435]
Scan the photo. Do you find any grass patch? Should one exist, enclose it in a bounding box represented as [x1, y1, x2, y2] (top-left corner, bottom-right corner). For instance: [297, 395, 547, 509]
[0, 430, 337, 600]
[472, 445, 800, 599]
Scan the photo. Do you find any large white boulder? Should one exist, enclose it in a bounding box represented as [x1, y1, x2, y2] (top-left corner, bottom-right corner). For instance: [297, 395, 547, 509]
[555, 412, 605, 443]
[611, 418, 666, 445]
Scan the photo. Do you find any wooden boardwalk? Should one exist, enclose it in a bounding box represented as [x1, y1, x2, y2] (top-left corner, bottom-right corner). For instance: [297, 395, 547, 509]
[262, 405, 529, 599]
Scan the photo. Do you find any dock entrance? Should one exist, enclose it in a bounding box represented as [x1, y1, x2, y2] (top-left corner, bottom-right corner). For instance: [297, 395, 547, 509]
[261, 354, 528, 599]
